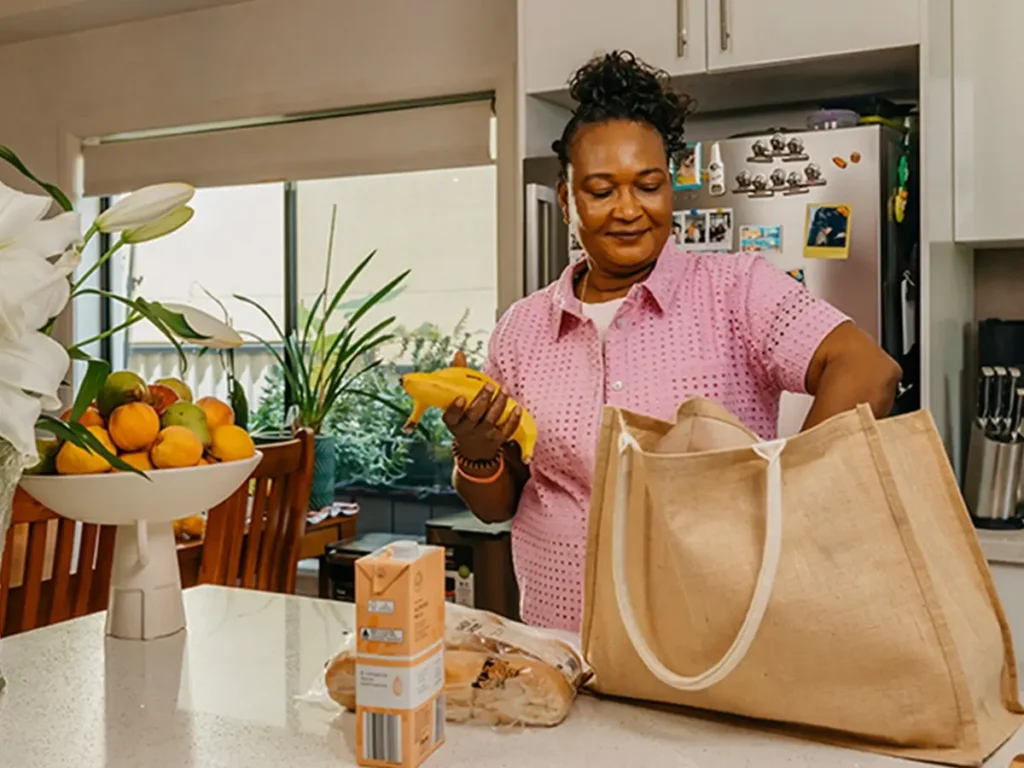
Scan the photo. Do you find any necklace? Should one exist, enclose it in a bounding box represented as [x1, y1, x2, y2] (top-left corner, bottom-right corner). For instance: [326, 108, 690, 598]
[578, 266, 590, 304]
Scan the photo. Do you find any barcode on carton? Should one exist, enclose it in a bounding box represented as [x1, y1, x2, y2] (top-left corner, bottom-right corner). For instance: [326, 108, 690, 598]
[362, 711, 401, 764]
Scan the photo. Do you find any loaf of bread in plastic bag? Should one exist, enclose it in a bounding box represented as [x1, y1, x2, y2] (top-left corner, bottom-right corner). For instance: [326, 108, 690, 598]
[325, 603, 591, 727]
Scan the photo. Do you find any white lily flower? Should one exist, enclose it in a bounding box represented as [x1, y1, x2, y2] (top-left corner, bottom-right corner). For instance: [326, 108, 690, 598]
[0, 331, 69, 464]
[95, 183, 194, 233]
[0, 247, 79, 341]
[162, 302, 244, 349]
[122, 205, 194, 244]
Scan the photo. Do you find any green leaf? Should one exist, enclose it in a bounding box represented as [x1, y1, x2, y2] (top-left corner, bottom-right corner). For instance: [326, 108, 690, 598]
[137, 299, 211, 341]
[233, 294, 287, 342]
[229, 378, 250, 431]
[301, 290, 326, 348]
[76, 290, 195, 374]
[36, 415, 147, 477]
[70, 357, 110, 422]
[66, 346, 92, 362]
[318, 249, 379, 333]
[0, 145, 73, 211]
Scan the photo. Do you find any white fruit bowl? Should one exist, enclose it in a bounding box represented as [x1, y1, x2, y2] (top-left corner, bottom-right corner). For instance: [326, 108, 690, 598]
[19, 453, 261, 641]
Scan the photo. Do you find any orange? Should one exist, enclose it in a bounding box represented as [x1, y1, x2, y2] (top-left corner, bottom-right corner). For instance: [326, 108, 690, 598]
[150, 425, 204, 469]
[210, 425, 255, 462]
[116, 451, 154, 472]
[60, 406, 105, 428]
[108, 402, 160, 452]
[55, 426, 116, 475]
[196, 396, 234, 431]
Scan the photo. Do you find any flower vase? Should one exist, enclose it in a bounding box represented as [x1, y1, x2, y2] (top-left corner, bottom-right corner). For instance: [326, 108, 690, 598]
[310, 434, 336, 512]
[0, 438, 21, 693]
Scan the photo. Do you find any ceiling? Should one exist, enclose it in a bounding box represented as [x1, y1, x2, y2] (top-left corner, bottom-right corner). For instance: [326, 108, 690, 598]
[0, 0, 253, 45]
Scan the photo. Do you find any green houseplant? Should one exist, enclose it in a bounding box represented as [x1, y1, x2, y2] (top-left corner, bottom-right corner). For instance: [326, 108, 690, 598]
[236, 207, 409, 509]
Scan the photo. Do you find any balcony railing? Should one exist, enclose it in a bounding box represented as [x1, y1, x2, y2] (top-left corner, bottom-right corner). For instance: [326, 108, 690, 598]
[127, 344, 280, 408]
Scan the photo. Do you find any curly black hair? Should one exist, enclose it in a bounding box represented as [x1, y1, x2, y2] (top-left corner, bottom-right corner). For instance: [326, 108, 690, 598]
[552, 51, 695, 177]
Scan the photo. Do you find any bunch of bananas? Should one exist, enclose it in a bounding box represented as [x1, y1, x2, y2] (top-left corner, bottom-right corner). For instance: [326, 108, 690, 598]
[400, 367, 537, 463]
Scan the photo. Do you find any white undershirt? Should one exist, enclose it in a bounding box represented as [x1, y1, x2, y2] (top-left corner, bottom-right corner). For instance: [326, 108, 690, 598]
[581, 297, 626, 343]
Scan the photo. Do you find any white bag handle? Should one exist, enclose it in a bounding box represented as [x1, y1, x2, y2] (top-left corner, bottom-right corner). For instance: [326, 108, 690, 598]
[611, 415, 786, 692]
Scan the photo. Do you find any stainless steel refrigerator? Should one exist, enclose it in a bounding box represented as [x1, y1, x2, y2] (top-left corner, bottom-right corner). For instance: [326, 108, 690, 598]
[523, 123, 919, 437]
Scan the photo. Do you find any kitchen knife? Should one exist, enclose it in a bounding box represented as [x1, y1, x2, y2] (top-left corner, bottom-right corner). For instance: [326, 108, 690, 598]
[992, 366, 1008, 439]
[978, 366, 994, 430]
[1011, 387, 1019, 442]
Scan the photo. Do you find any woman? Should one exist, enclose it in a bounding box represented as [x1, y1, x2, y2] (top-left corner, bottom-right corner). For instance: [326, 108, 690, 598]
[444, 52, 901, 633]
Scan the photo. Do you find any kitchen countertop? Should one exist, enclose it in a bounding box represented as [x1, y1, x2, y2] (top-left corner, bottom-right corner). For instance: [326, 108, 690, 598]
[978, 528, 1024, 565]
[3, 585, 1024, 767]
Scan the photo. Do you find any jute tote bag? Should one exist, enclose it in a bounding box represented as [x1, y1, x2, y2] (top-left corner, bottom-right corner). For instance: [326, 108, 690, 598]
[581, 399, 1023, 765]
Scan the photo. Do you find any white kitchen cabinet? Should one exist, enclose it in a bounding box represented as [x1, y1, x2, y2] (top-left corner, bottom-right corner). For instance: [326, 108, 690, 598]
[706, 0, 919, 72]
[952, 0, 1024, 243]
[521, 0, 706, 94]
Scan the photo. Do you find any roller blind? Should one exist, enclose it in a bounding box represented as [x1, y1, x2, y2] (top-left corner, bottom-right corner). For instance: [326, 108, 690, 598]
[82, 99, 493, 195]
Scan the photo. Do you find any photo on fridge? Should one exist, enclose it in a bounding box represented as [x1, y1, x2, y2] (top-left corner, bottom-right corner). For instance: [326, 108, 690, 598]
[707, 209, 733, 249]
[671, 142, 702, 190]
[804, 203, 851, 259]
[739, 224, 782, 254]
[678, 210, 706, 245]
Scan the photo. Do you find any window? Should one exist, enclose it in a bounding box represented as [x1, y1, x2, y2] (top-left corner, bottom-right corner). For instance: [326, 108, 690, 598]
[107, 183, 284, 404]
[296, 166, 497, 346]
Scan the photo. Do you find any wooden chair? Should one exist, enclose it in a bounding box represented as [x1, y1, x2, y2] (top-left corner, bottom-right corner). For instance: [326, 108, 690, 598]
[0, 489, 116, 636]
[199, 429, 314, 594]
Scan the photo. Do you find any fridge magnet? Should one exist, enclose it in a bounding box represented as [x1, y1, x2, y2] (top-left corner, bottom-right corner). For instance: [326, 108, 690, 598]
[786, 268, 806, 284]
[706, 209, 733, 250]
[676, 210, 707, 246]
[707, 142, 726, 197]
[804, 203, 851, 260]
[831, 156, 848, 170]
[739, 224, 782, 254]
[671, 142, 702, 190]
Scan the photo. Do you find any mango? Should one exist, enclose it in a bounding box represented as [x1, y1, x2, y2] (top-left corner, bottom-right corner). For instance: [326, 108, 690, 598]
[160, 402, 212, 447]
[196, 396, 234, 431]
[146, 384, 180, 415]
[24, 438, 59, 475]
[97, 371, 148, 418]
[154, 377, 193, 403]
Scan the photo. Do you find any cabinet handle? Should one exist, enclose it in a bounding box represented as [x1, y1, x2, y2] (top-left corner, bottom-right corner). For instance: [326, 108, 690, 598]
[719, 0, 730, 51]
[676, 0, 688, 58]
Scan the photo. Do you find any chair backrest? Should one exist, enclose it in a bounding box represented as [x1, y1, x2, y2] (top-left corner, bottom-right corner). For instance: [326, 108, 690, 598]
[1, 489, 116, 636]
[200, 429, 314, 594]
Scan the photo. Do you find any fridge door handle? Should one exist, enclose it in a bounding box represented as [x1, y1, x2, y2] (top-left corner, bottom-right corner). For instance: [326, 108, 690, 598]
[524, 183, 557, 295]
[719, 0, 730, 52]
[676, 0, 688, 58]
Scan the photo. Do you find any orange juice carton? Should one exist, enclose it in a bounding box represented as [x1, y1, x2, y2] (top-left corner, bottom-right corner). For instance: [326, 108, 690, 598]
[355, 540, 446, 767]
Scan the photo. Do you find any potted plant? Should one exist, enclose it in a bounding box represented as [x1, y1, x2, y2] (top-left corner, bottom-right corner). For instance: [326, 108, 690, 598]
[236, 207, 408, 510]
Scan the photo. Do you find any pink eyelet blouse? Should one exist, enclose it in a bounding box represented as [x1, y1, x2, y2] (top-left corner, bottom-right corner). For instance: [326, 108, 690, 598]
[483, 241, 848, 632]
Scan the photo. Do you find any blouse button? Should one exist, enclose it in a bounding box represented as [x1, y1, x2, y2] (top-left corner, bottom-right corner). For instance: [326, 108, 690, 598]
[612, 380, 624, 392]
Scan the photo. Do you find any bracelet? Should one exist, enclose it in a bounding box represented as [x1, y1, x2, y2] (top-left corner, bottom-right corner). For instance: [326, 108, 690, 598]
[452, 442, 505, 484]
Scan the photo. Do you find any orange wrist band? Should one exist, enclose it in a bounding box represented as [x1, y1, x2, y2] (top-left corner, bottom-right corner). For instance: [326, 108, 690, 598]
[455, 450, 505, 484]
